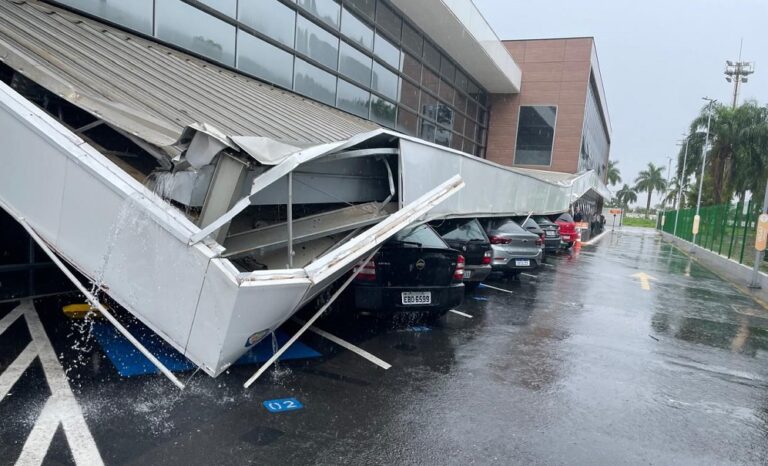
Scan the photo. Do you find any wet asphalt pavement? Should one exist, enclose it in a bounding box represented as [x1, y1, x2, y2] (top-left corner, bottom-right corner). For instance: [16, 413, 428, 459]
[3, 227, 768, 465]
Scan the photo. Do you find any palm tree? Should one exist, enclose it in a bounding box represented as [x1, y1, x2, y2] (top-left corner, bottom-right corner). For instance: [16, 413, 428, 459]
[606, 160, 622, 186]
[635, 163, 667, 218]
[616, 184, 637, 209]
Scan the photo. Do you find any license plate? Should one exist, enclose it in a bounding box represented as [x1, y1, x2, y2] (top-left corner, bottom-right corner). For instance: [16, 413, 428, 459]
[401, 291, 432, 305]
[463, 270, 472, 279]
[515, 259, 531, 267]
[545, 230, 557, 237]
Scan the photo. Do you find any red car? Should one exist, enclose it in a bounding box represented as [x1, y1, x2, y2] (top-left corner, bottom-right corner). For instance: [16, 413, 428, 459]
[555, 213, 578, 248]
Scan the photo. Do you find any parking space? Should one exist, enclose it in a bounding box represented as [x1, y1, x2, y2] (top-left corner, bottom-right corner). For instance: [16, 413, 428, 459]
[2, 227, 768, 464]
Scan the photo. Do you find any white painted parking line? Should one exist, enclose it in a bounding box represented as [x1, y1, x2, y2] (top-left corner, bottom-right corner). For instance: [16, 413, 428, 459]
[448, 309, 473, 319]
[543, 263, 555, 267]
[0, 301, 104, 466]
[520, 273, 538, 279]
[293, 318, 391, 370]
[480, 283, 515, 294]
[581, 230, 608, 245]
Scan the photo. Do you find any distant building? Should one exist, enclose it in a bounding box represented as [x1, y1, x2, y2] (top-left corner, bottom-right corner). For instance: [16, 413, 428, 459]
[485, 38, 611, 181]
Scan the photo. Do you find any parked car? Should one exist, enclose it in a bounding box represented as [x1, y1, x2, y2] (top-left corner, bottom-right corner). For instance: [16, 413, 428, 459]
[555, 212, 578, 248]
[431, 218, 492, 290]
[518, 216, 545, 246]
[482, 218, 543, 276]
[532, 216, 562, 252]
[349, 223, 465, 317]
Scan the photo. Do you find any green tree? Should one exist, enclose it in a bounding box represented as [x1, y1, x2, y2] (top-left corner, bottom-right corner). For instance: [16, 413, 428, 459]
[635, 163, 667, 218]
[616, 184, 637, 209]
[606, 160, 622, 186]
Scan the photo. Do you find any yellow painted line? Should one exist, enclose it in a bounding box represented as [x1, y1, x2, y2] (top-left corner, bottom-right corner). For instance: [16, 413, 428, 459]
[631, 272, 656, 291]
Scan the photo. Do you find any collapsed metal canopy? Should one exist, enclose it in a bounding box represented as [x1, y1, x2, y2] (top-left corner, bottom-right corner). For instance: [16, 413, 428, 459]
[0, 0, 376, 149]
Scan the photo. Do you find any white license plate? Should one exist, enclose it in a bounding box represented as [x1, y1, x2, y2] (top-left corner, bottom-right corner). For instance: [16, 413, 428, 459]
[515, 259, 531, 267]
[401, 291, 432, 305]
[463, 270, 472, 279]
[545, 230, 557, 237]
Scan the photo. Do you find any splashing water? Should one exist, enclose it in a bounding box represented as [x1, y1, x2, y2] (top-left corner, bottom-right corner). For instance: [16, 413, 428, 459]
[270, 331, 292, 382]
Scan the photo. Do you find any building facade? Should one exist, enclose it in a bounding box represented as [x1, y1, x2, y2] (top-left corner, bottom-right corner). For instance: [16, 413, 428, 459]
[49, 0, 521, 159]
[485, 38, 611, 180]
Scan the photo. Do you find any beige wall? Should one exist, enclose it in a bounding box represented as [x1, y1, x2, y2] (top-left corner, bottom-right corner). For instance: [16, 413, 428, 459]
[486, 38, 593, 174]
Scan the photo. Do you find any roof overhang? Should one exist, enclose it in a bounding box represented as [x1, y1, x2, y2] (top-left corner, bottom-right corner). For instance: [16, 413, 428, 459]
[390, 0, 521, 93]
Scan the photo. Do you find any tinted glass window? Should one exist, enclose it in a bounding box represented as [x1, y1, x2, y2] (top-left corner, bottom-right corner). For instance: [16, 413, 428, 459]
[375, 2, 401, 41]
[435, 127, 451, 147]
[339, 42, 372, 86]
[453, 113, 466, 135]
[198, 0, 236, 17]
[294, 58, 337, 105]
[340, 7, 373, 50]
[515, 106, 557, 166]
[156, 0, 236, 65]
[464, 120, 477, 139]
[421, 67, 439, 95]
[238, 0, 295, 47]
[423, 41, 440, 71]
[399, 78, 419, 109]
[439, 80, 454, 105]
[454, 92, 467, 114]
[296, 15, 339, 69]
[420, 92, 437, 120]
[434, 219, 486, 241]
[371, 62, 398, 100]
[401, 53, 421, 82]
[297, 0, 340, 29]
[370, 96, 396, 127]
[436, 104, 454, 129]
[450, 134, 463, 151]
[466, 99, 478, 120]
[374, 33, 400, 68]
[237, 31, 294, 89]
[440, 57, 456, 82]
[420, 120, 436, 142]
[346, 0, 375, 19]
[392, 225, 446, 249]
[58, 0, 153, 34]
[397, 107, 418, 135]
[336, 79, 370, 118]
[455, 69, 468, 92]
[401, 22, 422, 56]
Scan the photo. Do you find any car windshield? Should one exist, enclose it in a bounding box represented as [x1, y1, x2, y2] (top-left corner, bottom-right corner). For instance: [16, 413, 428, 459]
[433, 219, 486, 241]
[391, 224, 448, 248]
[557, 213, 574, 222]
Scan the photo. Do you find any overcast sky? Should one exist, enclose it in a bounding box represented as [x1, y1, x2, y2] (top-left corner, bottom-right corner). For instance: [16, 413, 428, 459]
[475, 0, 768, 202]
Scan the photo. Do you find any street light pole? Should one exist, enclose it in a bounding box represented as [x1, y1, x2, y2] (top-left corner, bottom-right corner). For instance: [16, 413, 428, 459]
[692, 97, 716, 247]
[673, 135, 690, 237]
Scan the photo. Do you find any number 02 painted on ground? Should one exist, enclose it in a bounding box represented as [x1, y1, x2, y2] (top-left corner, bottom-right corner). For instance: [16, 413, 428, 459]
[263, 398, 303, 413]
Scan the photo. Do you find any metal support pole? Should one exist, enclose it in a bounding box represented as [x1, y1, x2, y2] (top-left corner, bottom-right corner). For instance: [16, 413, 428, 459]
[244, 248, 379, 388]
[17, 218, 185, 389]
[287, 172, 294, 268]
[673, 137, 689, 237]
[748, 179, 768, 288]
[693, 99, 716, 248]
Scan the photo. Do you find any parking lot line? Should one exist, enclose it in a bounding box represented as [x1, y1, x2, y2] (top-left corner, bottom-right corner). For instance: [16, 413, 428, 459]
[0, 343, 36, 401]
[480, 283, 515, 294]
[296, 319, 392, 370]
[520, 273, 538, 279]
[448, 309, 473, 319]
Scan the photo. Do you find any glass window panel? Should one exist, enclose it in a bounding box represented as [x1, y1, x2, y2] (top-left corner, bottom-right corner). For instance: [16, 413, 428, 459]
[156, 0, 235, 65]
[57, 0, 153, 34]
[438, 80, 454, 104]
[339, 42, 372, 86]
[294, 58, 337, 105]
[238, 0, 295, 47]
[401, 22, 422, 56]
[514, 106, 557, 166]
[468, 80, 482, 101]
[340, 7, 373, 50]
[374, 33, 399, 68]
[466, 99, 478, 120]
[370, 96, 396, 127]
[450, 132, 463, 151]
[399, 78, 419, 110]
[237, 30, 294, 89]
[401, 53, 421, 82]
[423, 41, 440, 70]
[421, 67, 439, 95]
[435, 127, 452, 148]
[419, 120, 436, 143]
[375, 2, 401, 41]
[346, 0, 374, 19]
[440, 57, 455, 82]
[454, 92, 467, 114]
[337, 79, 370, 118]
[436, 103, 454, 129]
[455, 70, 468, 92]
[198, 0, 236, 17]
[296, 15, 339, 69]
[420, 91, 437, 120]
[397, 107, 418, 135]
[297, 0, 340, 29]
[464, 139, 475, 155]
[464, 119, 477, 139]
[453, 113, 466, 136]
[371, 62, 398, 100]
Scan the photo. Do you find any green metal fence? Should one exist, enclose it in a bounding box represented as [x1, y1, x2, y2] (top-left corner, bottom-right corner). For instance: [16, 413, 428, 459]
[659, 202, 767, 271]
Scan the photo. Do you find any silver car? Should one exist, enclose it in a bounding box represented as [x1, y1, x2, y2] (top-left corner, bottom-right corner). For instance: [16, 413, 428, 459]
[482, 218, 543, 275]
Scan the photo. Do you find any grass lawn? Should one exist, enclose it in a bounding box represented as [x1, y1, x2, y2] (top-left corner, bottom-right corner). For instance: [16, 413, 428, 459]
[622, 217, 657, 228]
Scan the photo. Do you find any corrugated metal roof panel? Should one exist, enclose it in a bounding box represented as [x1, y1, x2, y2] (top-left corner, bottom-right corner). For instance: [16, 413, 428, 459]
[0, 0, 377, 147]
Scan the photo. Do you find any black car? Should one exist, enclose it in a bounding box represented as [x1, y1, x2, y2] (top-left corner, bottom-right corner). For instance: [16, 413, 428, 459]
[349, 223, 465, 317]
[431, 218, 493, 290]
[532, 216, 561, 252]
